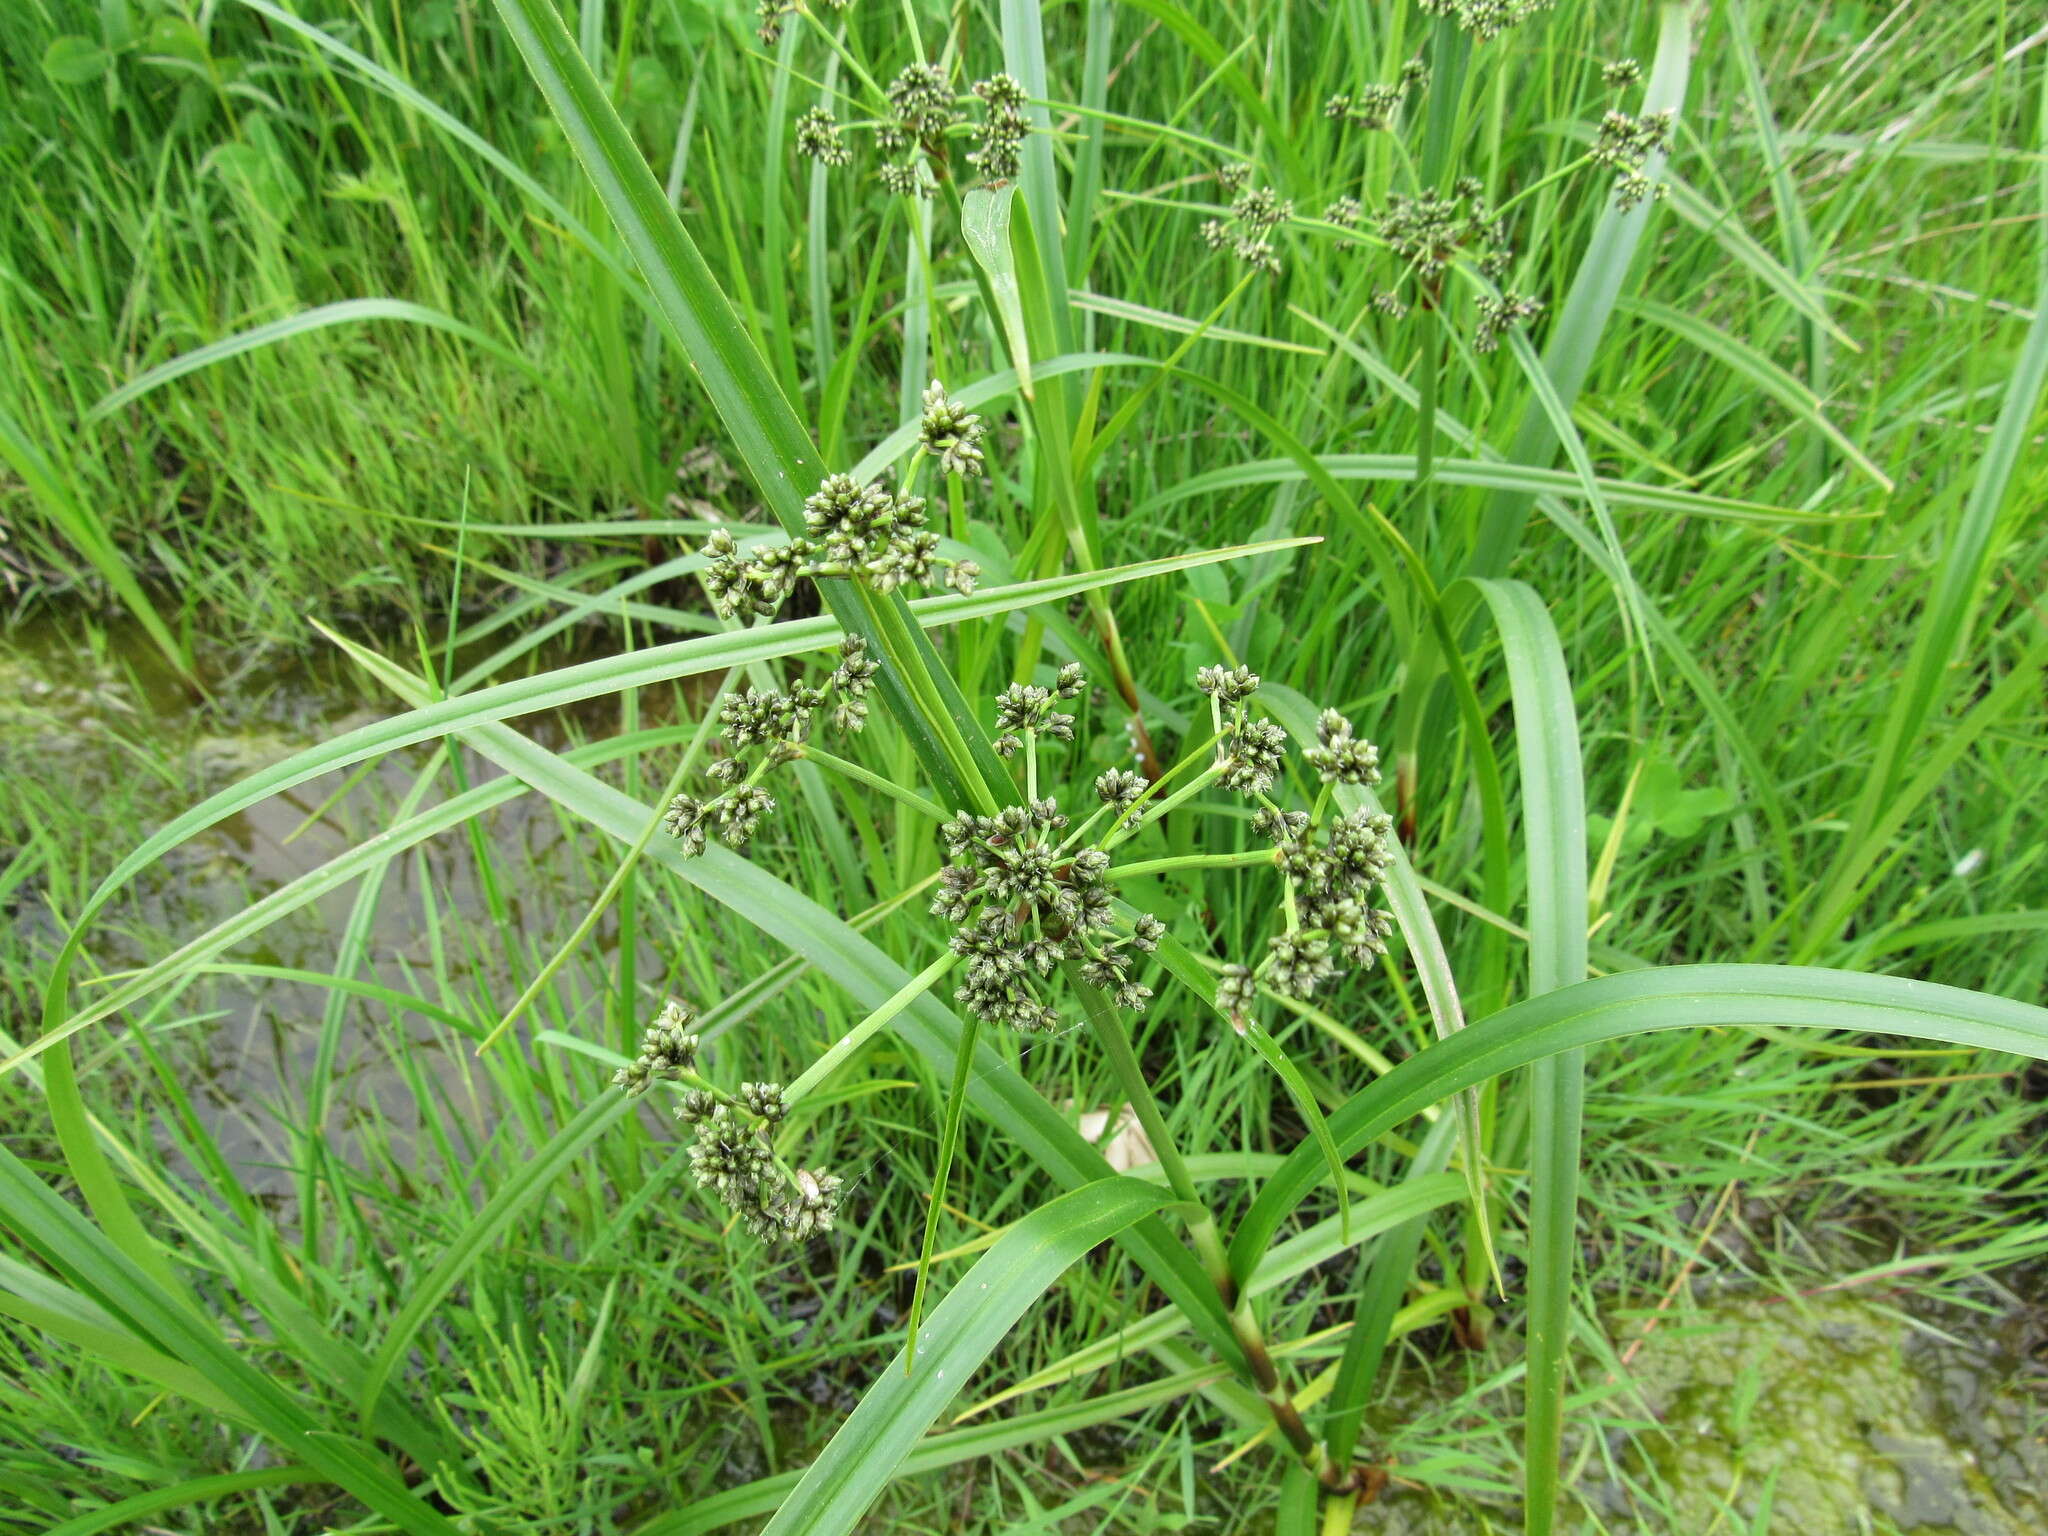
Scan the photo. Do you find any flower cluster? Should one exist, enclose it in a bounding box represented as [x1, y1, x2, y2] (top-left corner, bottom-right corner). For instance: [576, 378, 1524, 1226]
[1376, 179, 1510, 282]
[793, 53, 1031, 195]
[935, 799, 1161, 1031]
[1592, 108, 1674, 211]
[992, 662, 1084, 757]
[1324, 63, 1427, 131]
[662, 635, 879, 857]
[918, 380, 986, 478]
[881, 62, 955, 154]
[699, 471, 978, 623]
[794, 106, 851, 167]
[969, 73, 1029, 184]
[1371, 179, 1543, 350]
[1602, 57, 1643, 89]
[679, 1091, 844, 1244]
[923, 665, 1167, 1033]
[1208, 695, 1397, 1019]
[1475, 290, 1544, 354]
[612, 998, 700, 1095]
[1199, 665, 1290, 796]
[1418, 0, 1555, 43]
[1303, 707, 1382, 785]
[1202, 182, 1293, 276]
[611, 997, 845, 1246]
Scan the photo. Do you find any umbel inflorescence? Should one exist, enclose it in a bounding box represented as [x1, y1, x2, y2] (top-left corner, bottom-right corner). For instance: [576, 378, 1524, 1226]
[1209, 18, 1671, 356]
[789, 50, 1033, 197]
[1195, 669, 1396, 1017]
[631, 652, 1398, 1244]
[625, 380, 1400, 1249]
[612, 1000, 844, 1244]
[660, 382, 986, 858]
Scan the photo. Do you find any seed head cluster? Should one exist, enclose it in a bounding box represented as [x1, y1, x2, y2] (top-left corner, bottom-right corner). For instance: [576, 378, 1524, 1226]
[698, 471, 978, 623]
[1592, 109, 1674, 211]
[936, 799, 1161, 1031]
[882, 62, 955, 153]
[662, 635, 879, 858]
[612, 998, 700, 1095]
[929, 665, 1165, 1033]
[611, 998, 845, 1247]
[919, 380, 986, 478]
[1199, 665, 1290, 796]
[992, 662, 1084, 758]
[794, 106, 852, 167]
[1187, 677, 1398, 1020]
[792, 51, 1030, 195]
[969, 73, 1029, 184]
[678, 1096, 845, 1245]
[1201, 181, 1294, 276]
[1418, 0, 1555, 43]
[1324, 63, 1426, 131]
[1370, 179, 1543, 351]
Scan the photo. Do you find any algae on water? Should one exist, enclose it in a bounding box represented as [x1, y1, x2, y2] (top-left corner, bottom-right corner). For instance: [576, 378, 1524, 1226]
[1616, 1292, 2043, 1534]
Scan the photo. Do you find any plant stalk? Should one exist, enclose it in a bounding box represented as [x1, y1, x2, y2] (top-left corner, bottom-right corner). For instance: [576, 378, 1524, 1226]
[1074, 974, 1348, 1489]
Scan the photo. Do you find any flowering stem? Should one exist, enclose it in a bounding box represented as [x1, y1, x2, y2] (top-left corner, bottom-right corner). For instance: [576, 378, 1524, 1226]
[797, 746, 947, 822]
[1075, 972, 1346, 1488]
[1105, 850, 1276, 881]
[1068, 972, 1228, 1279]
[1104, 761, 1227, 850]
[785, 951, 961, 1106]
[479, 671, 733, 1054]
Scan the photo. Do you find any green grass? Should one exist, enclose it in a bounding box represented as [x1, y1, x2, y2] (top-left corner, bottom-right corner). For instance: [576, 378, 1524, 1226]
[3, 1, 2047, 1533]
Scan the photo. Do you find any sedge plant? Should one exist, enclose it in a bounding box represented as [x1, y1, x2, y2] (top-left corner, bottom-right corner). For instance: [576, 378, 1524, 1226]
[6, 3, 2048, 1536]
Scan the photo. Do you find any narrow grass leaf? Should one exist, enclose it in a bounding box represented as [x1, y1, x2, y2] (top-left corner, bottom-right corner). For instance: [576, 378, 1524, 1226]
[759, 1179, 1171, 1536]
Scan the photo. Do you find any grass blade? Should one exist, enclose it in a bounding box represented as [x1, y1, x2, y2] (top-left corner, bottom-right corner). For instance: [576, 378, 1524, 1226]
[759, 1179, 1171, 1536]
[84, 299, 551, 420]
[1464, 579, 1588, 1536]
[1230, 965, 2048, 1297]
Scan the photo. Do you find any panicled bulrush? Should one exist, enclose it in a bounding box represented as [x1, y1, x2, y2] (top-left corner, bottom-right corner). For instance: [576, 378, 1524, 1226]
[878, 160, 929, 199]
[699, 470, 977, 625]
[805, 57, 1033, 192]
[925, 663, 1168, 1033]
[991, 662, 1084, 757]
[1199, 178, 1294, 276]
[919, 380, 986, 478]
[614, 997, 846, 1246]
[1592, 108, 1674, 211]
[794, 106, 852, 166]
[1324, 62, 1426, 132]
[1189, 670, 1397, 1017]
[661, 634, 879, 859]
[1418, 0, 1555, 42]
[1365, 178, 1544, 351]
[613, 998, 700, 1095]
[884, 62, 956, 151]
[969, 74, 1030, 184]
[1603, 57, 1643, 89]
[1324, 196, 1363, 228]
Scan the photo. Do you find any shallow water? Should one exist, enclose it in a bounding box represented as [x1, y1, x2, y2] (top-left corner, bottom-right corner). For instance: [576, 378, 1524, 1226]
[1, 612, 657, 1191]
